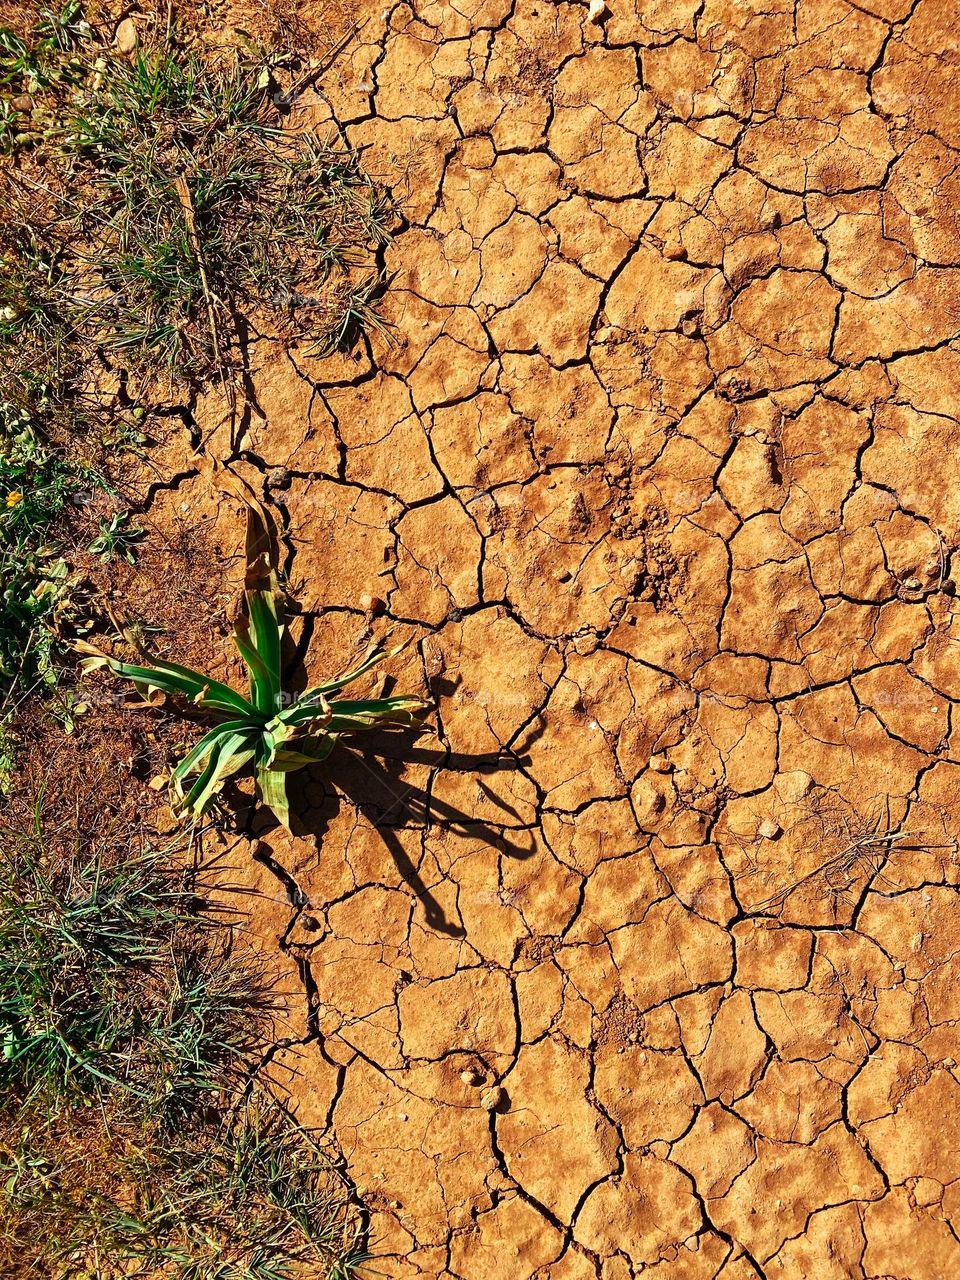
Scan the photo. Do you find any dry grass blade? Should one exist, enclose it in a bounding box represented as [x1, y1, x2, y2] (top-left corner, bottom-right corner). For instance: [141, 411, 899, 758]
[756, 802, 928, 910]
[173, 171, 232, 408]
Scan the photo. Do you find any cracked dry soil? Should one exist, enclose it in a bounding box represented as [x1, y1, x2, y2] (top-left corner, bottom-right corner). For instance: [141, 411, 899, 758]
[141, 0, 960, 1274]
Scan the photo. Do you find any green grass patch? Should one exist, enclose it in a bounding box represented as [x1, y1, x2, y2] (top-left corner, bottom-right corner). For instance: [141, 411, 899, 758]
[2, 1104, 367, 1280]
[1, 6, 392, 405]
[0, 834, 271, 1119]
[0, 808, 365, 1278]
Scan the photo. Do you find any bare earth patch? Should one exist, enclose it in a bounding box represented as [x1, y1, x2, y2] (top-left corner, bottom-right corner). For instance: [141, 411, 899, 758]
[87, 0, 960, 1275]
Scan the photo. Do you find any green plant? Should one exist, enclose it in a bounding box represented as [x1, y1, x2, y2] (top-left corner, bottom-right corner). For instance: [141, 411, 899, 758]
[80, 496, 427, 831]
[87, 509, 144, 563]
[0, 401, 102, 787]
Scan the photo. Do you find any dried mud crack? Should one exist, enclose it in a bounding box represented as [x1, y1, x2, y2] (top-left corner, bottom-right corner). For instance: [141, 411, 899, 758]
[124, 0, 960, 1274]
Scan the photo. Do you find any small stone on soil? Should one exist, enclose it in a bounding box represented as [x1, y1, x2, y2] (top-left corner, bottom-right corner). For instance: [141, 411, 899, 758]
[359, 591, 386, 614]
[480, 1086, 504, 1111]
[114, 17, 138, 52]
[757, 819, 782, 839]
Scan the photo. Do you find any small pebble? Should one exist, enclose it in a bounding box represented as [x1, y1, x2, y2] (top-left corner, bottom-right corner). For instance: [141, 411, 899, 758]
[649, 754, 672, 774]
[588, 0, 607, 19]
[480, 1086, 504, 1111]
[359, 591, 385, 614]
[10, 94, 33, 113]
[460, 1068, 484, 1086]
[758, 818, 782, 839]
[114, 17, 138, 53]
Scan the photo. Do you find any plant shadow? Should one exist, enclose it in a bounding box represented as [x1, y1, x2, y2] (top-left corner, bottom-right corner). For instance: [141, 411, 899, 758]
[253, 725, 542, 939]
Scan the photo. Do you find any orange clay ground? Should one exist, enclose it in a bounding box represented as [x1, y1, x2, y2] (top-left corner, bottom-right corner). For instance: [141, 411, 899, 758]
[120, 0, 960, 1274]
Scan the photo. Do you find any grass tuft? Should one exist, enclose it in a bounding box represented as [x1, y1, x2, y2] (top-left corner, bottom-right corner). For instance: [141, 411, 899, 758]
[0, 802, 364, 1278]
[1, 1099, 366, 1279]
[1, 22, 393, 403]
[0, 829, 276, 1116]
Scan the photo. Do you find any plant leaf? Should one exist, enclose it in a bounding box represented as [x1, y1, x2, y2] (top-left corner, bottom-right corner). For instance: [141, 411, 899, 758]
[275, 691, 331, 728]
[260, 709, 331, 766]
[170, 719, 256, 799]
[231, 488, 285, 713]
[299, 640, 405, 700]
[77, 642, 256, 719]
[256, 760, 291, 831]
[269, 737, 337, 770]
[233, 593, 283, 715]
[327, 695, 428, 731]
[177, 729, 258, 817]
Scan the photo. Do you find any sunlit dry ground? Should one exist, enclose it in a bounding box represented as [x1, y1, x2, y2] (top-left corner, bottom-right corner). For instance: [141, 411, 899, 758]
[129, 0, 960, 1274]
